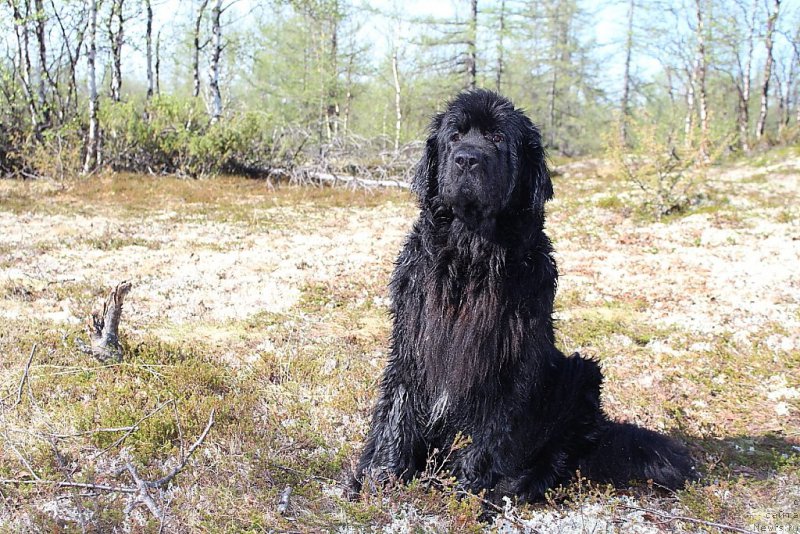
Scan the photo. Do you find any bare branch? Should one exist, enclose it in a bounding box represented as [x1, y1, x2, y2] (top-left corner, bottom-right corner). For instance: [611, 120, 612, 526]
[621, 504, 756, 534]
[13, 344, 37, 407]
[146, 408, 215, 488]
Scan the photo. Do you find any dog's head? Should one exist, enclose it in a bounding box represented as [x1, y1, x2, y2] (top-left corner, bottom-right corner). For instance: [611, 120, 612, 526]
[413, 90, 553, 232]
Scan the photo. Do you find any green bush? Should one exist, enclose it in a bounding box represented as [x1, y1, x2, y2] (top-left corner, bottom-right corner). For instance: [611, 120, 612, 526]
[99, 97, 289, 177]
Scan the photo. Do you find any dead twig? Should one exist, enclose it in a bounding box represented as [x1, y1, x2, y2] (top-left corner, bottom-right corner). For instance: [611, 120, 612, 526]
[116, 408, 215, 522]
[145, 407, 215, 489]
[13, 344, 37, 407]
[622, 504, 756, 534]
[124, 463, 164, 520]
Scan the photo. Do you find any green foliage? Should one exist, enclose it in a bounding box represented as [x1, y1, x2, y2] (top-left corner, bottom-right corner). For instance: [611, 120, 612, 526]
[98, 97, 299, 177]
[607, 113, 728, 219]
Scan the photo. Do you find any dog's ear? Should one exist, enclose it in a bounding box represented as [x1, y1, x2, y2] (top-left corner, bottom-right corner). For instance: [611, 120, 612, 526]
[519, 119, 553, 214]
[411, 114, 443, 203]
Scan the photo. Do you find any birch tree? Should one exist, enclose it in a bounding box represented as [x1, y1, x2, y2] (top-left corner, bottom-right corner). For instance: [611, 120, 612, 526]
[718, 0, 758, 151]
[192, 0, 209, 98]
[391, 45, 401, 152]
[208, 0, 222, 121]
[755, 0, 780, 138]
[8, 0, 38, 129]
[495, 0, 506, 91]
[83, 0, 99, 173]
[620, 0, 635, 146]
[107, 0, 125, 102]
[145, 0, 153, 99]
[466, 0, 477, 89]
[694, 0, 709, 160]
[32, 0, 51, 126]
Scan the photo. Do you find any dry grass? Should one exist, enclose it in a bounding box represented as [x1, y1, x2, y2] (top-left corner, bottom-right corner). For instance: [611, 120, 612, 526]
[0, 149, 798, 532]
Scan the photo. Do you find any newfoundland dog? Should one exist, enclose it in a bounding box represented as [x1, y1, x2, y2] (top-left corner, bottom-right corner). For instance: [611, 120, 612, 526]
[353, 90, 695, 503]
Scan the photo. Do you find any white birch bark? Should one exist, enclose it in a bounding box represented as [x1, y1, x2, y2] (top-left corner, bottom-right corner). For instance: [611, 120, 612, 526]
[193, 0, 209, 98]
[83, 0, 99, 173]
[108, 0, 124, 102]
[620, 0, 635, 146]
[495, 0, 505, 91]
[392, 46, 401, 153]
[695, 0, 709, 161]
[737, 0, 757, 151]
[208, 0, 223, 121]
[145, 0, 153, 99]
[755, 0, 780, 139]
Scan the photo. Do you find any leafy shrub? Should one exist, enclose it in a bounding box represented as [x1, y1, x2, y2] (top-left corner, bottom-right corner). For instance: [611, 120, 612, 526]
[98, 97, 306, 177]
[607, 114, 726, 219]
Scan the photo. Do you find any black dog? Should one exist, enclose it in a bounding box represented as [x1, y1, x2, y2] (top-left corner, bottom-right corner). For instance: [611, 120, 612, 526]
[353, 90, 695, 503]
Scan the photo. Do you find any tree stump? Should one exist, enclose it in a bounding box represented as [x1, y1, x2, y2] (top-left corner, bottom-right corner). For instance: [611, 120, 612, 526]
[87, 281, 131, 363]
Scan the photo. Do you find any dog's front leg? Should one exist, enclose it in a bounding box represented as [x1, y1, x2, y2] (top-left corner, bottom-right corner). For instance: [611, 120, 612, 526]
[353, 371, 426, 492]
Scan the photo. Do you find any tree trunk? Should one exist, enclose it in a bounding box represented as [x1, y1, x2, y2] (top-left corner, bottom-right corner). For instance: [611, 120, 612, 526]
[774, 67, 786, 132]
[792, 35, 800, 125]
[9, 1, 37, 129]
[619, 0, 634, 146]
[33, 0, 51, 126]
[466, 0, 478, 89]
[695, 0, 709, 161]
[755, 0, 780, 139]
[342, 48, 354, 138]
[145, 0, 153, 99]
[208, 0, 223, 121]
[684, 62, 697, 149]
[495, 0, 505, 91]
[546, 5, 562, 149]
[381, 100, 387, 151]
[392, 47, 402, 153]
[737, 0, 757, 151]
[83, 0, 99, 173]
[50, 0, 87, 119]
[193, 0, 209, 98]
[108, 0, 125, 102]
[326, 6, 339, 140]
[155, 28, 162, 96]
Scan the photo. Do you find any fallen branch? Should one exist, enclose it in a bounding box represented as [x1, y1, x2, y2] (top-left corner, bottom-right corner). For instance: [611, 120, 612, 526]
[2, 407, 216, 524]
[124, 463, 164, 520]
[304, 170, 410, 189]
[116, 408, 215, 521]
[271, 167, 411, 189]
[13, 343, 37, 407]
[84, 281, 132, 362]
[622, 504, 756, 534]
[0, 478, 137, 494]
[145, 408, 215, 489]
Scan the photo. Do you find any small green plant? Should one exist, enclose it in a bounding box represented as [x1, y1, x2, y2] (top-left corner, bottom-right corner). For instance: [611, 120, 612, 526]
[607, 113, 727, 219]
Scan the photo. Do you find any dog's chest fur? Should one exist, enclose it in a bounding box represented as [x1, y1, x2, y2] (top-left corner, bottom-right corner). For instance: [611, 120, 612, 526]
[391, 217, 557, 408]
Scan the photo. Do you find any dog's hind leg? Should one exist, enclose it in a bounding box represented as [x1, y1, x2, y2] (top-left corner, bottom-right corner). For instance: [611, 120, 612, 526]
[578, 421, 697, 490]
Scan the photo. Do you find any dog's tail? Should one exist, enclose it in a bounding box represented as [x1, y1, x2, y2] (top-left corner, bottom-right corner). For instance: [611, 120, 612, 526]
[579, 421, 697, 490]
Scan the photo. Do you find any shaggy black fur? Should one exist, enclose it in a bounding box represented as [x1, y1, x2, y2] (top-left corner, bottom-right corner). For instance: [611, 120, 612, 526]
[353, 90, 695, 503]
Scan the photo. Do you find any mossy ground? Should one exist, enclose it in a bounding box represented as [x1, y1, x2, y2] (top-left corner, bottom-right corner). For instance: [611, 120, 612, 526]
[0, 150, 798, 531]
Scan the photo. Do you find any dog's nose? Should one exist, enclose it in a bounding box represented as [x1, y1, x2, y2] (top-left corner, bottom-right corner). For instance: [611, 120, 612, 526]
[454, 148, 480, 171]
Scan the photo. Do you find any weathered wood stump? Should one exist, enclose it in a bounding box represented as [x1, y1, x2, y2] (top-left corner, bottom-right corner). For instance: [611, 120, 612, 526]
[87, 281, 131, 362]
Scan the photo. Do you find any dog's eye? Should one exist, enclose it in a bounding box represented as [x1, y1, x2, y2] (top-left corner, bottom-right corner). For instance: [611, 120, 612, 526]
[450, 132, 461, 142]
[487, 133, 505, 144]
